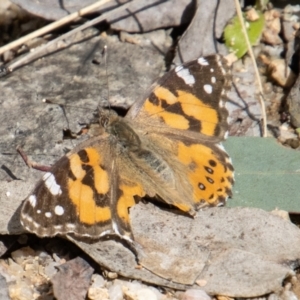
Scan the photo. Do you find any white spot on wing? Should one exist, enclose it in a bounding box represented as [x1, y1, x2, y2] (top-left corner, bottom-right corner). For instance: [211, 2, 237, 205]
[43, 172, 62, 196]
[43, 172, 51, 181]
[100, 230, 111, 237]
[112, 222, 120, 235]
[66, 223, 76, 230]
[122, 235, 132, 242]
[21, 215, 32, 223]
[32, 221, 40, 228]
[112, 222, 132, 242]
[45, 212, 52, 218]
[175, 66, 195, 86]
[211, 76, 216, 83]
[204, 84, 213, 94]
[54, 225, 63, 230]
[217, 143, 226, 152]
[54, 205, 64, 216]
[28, 195, 37, 207]
[198, 57, 209, 66]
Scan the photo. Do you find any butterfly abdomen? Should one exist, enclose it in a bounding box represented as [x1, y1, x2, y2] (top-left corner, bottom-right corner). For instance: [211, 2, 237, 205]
[135, 149, 175, 183]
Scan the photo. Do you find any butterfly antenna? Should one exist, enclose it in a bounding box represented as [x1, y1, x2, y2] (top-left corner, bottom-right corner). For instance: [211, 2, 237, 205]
[43, 98, 71, 130]
[102, 45, 111, 116]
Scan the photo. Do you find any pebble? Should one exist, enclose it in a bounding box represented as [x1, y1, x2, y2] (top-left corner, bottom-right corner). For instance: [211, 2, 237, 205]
[109, 282, 123, 300]
[44, 261, 59, 278]
[181, 289, 212, 300]
[11, 247, 35, 264]
[90, 273, 106, 288]
[123, 286, 158, 300]
[88, 287, 109, 300]
[7, 258, 23, 275]
[8, 280, 34, 300]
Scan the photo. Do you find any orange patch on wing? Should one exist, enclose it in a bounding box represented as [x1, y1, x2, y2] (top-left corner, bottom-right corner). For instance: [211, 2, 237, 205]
[93, 165, 109, 195]
[68, 148, 111, 225]
[144, 87, 189, 130]
[178, 142, 232, 205]
[69, 180, 111, 224]
[154, 86, 177, 104]
[161, 112, 189, 129]
[85, 149, 109, 192]
[117, 182, 146, 223]
[177, 90, 218, 136]
[143, 86, 219, 135]
[69, 154, 85, 179]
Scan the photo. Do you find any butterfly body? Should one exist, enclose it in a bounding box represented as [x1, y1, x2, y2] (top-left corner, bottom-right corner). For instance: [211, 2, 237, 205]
[20, 55, 234, 242]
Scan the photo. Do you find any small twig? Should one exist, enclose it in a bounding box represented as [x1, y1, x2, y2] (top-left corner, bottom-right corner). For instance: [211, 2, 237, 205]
[6, 0, 136, 72]
[0, 0, 112, 56]
[16, 146, 51, 172]
[234, 0, 267, 137]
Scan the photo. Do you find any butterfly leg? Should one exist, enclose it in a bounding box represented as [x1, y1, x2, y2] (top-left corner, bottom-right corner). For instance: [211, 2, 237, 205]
[16, 146, 51, 172]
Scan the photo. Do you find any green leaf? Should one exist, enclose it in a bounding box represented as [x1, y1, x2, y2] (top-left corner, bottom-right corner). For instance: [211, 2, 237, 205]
[224, 11, 265, 58]
[224, 137, 300, 212]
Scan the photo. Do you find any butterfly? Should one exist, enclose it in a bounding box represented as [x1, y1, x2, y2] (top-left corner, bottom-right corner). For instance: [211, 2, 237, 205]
[20, 54, 234, 242]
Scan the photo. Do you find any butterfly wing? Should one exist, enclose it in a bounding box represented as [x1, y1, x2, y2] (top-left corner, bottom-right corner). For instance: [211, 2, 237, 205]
[126, 55, 231, 142]
[20, 134, 147, 240]
[125, 55, 234, 211]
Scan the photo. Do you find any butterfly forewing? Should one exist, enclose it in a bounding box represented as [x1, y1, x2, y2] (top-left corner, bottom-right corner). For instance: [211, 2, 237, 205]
[21, 136, 147, 240]
[127, 55, 231, 141]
